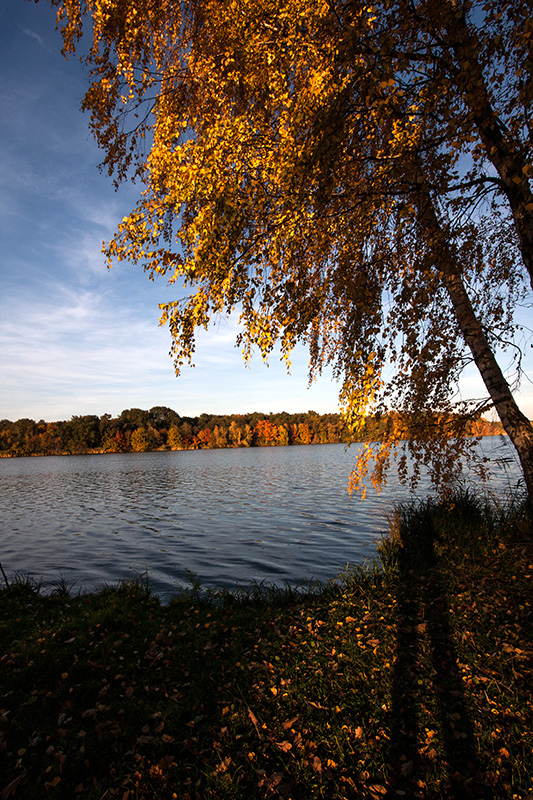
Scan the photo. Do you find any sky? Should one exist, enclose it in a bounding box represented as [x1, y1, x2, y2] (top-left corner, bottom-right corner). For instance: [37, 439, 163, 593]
[1, 0, 532, 425]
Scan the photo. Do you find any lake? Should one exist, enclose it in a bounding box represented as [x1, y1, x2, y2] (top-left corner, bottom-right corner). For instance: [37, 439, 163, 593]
[0, 438, 522, 600]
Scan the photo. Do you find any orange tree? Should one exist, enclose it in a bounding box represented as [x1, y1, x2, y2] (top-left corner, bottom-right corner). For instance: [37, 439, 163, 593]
[49, 0, 533, 499]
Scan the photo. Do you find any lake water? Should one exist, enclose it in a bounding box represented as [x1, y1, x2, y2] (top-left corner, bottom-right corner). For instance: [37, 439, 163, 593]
[0, 438, 522, 600]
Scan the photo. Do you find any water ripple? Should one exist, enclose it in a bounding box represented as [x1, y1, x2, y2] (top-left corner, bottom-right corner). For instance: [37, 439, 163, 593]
[0, 439, 521, 599]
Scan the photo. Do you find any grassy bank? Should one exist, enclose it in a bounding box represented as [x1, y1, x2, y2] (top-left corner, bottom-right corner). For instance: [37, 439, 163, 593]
[1, 491, 532, 799]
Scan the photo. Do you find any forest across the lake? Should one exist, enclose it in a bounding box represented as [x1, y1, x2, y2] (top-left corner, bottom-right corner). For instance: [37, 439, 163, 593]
[0, 407, 504, 458]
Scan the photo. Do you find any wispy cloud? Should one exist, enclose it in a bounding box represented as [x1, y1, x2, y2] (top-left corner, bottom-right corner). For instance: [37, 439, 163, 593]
[19, 26, 45, 48]
[0, 278, 340, 421]
[0, 285, 172, 417]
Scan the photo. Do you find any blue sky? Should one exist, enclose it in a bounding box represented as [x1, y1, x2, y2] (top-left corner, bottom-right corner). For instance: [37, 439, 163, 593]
[1, 0, 532, 424]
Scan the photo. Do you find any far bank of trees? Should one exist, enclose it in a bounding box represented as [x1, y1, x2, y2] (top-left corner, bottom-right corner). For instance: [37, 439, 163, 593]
[0, 408, 503, 458]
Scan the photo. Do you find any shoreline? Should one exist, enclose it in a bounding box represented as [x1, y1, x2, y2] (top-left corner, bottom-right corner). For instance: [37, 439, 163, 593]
[0, 431, 509, 460]
[1, 490, 531, 799]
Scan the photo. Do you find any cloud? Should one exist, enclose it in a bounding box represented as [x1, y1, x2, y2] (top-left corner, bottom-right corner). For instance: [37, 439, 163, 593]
[0, 275, 342, 421]
[19, 26, 45, 48]
[0, 284, 168, 412]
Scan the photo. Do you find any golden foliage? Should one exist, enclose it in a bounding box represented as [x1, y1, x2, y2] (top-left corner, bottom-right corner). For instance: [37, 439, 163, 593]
[49, 0, 533, 493]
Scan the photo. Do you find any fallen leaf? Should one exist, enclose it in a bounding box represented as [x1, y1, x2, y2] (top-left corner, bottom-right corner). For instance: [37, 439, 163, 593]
[215, 757, 232, 774]
[282, 717, 298, 730]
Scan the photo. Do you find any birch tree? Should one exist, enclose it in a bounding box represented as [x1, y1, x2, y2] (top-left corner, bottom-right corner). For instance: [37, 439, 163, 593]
[49, 0, 533, 500]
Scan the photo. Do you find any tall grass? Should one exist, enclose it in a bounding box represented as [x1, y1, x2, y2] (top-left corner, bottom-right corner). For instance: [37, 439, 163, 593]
[378, 484, 531, 577]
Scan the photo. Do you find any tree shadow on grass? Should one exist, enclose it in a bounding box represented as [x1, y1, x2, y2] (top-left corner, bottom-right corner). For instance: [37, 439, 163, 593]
[385, 506, 494, 799]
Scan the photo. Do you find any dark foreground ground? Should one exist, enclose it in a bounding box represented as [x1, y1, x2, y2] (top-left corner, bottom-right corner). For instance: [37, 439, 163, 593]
[1, 491, 532, 799]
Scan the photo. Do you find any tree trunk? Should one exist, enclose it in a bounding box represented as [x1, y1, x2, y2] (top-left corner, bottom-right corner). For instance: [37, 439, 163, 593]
[439, 5, 533, 291]
[417, 186, 533, 505]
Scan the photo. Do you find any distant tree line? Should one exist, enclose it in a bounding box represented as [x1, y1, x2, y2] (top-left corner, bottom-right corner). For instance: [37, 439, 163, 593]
[0, 407, 503, 458]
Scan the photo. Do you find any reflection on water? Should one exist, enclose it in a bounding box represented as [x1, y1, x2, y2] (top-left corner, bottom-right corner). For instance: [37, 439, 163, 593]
[0, 439, 521, 599]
